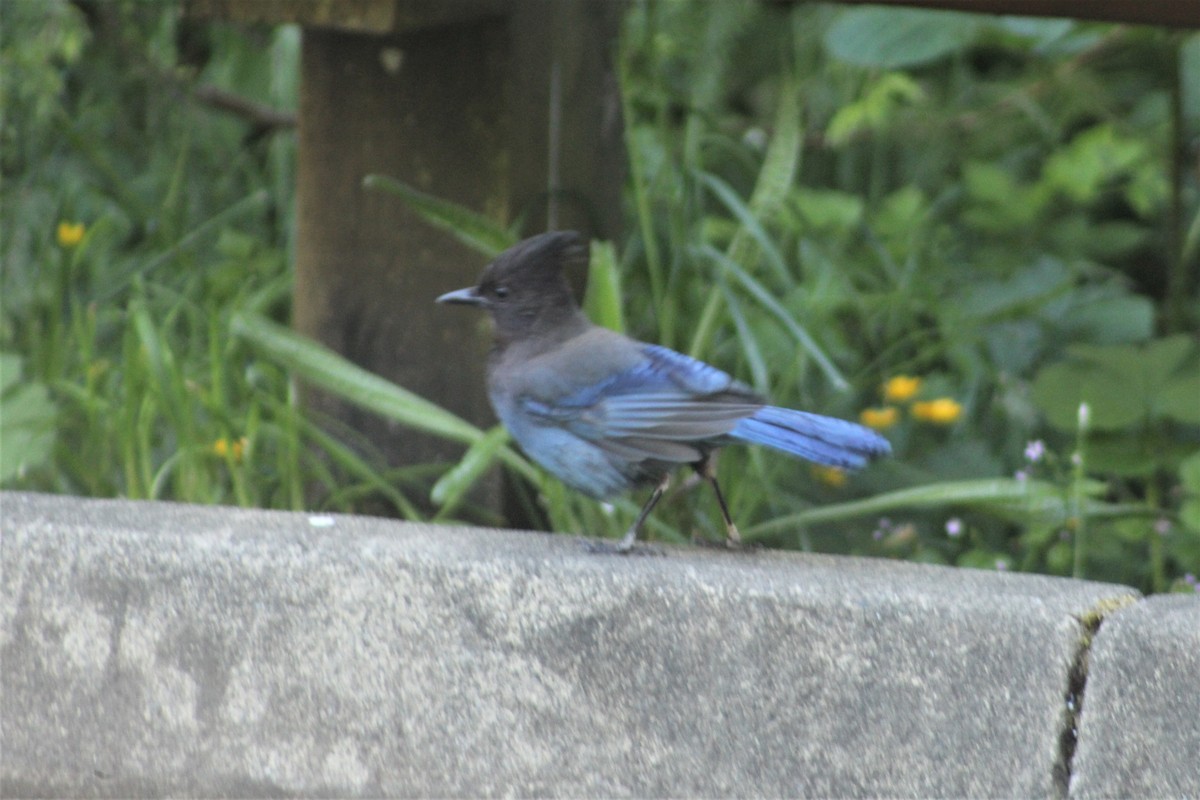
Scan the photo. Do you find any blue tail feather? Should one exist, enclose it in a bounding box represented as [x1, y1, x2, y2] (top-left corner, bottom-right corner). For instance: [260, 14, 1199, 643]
[730, 406, 891, 470]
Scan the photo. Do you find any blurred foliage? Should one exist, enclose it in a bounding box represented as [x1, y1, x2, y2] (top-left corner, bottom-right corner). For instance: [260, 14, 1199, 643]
[2, 0, 1197, 593]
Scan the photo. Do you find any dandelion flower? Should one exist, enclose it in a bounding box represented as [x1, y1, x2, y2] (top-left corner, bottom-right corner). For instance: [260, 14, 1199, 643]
[860, 406, 899, 430]
[211, 436, 248, 463]
[912, 398, 962, 424]
[882, 375, 922, 402]
[57, 221, 85, 248]
[811, 464, 847, 488]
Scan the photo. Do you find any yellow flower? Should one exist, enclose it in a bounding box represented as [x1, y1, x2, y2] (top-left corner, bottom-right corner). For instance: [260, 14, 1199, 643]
[211, 436, 248, 462]
[860, 406, 899, 430]
[811, 464, 848, 488]
[912, 398, 963, 424]
[882, 375, 922, 402]
[56, 221, 86, 248]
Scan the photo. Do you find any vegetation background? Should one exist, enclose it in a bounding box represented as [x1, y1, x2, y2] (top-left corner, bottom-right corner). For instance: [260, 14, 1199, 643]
[3, 0, 1198, 594]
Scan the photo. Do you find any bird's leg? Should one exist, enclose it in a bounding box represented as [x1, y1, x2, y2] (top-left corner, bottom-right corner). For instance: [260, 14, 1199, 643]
[697, 454, 742, 548]
[583, 474, 669, 555]
[614, 472, 671, 553]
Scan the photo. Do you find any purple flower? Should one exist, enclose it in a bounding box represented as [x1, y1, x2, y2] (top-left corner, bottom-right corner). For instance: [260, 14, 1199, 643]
[1024, 440, 1046, 463]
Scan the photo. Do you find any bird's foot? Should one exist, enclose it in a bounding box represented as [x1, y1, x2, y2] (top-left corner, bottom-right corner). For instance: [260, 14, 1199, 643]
[690, 532, 760, 553]
[584, 539, 664, 556]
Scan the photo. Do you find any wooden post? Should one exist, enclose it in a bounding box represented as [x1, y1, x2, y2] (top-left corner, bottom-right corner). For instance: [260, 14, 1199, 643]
[187, 0, 625, 517]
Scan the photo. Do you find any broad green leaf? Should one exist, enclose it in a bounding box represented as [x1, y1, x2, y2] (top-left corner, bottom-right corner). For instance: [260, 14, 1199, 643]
[1160, 370, 1200, 424]
[362, 174, 515, 258]
[0, 353, 21, 395]
[791, 187, 864, 231]
[1032, 360, 1141, 431]
[1058, 294, 1154, 345]
[1, 382, 58, 484]
[1034, 336, 1199, 432]
[1042, 124, 1147, 204]
[1139, 335, 1195, 381]
[1086, 433, 1171, 478]
[956, 258, 1072, 320]
[998, 17, 1075, 49]
[824, 7, 982, 69]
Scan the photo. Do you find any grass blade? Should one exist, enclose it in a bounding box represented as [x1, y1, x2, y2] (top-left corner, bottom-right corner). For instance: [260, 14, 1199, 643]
[231, 313, 539, 484]
[362, 174, 515, 258]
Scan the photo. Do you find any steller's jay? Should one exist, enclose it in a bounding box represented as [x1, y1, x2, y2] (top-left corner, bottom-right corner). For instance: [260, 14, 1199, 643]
[438, 231, 891, 553]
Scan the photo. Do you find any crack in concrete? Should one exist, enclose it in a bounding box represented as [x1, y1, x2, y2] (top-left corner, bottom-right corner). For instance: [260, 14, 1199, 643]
[1052, 594, 1139, 799]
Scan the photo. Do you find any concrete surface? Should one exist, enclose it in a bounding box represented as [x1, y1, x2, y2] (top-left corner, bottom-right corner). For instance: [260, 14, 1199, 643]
[0, 491, 1179, 798]
[1068, 595, 1200, 799]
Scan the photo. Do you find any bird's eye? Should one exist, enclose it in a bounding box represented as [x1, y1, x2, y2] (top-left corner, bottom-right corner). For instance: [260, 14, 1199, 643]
[493, 285, 510, 298]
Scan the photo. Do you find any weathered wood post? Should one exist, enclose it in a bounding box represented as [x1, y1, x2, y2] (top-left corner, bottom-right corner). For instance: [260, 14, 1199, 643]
[186, 0, 625, 516]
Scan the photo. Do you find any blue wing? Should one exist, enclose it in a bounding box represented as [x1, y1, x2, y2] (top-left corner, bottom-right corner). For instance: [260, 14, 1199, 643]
[520, 344, 763, 464]
[517, 340, 891, 471]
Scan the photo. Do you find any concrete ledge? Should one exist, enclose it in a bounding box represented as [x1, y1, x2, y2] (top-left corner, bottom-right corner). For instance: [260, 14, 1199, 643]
[0, 491, 1175, 798]
[1069, 595, 1200, 799]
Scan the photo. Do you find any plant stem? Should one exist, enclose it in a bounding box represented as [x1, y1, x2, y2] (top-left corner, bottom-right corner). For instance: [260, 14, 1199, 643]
[1071, 403, 1090, 580]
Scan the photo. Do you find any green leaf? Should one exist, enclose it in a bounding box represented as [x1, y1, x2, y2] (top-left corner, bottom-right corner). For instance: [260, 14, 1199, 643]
[431, 425, 510, 514]
[1032, 360, 1140, 431]
[1057, 294, 1154, 345]
[826, 72, 925, 145]
[1179, 450, 1200, 532]
[1042, 124, 1147, 204]
[1160, 369, 1200, 425]
[958, 549, 1009, 572]
[1, 359, 58, 484]
[583, 240, 626, 334]
[1032, 336, 1199, 432]
[696, 171, 790, 285]
[231, 313, 538, 483]
[1184, 33, 1200, 128]
[956, 258, 1072, 320]
[791, 187, 864, 231]
[0, 353, 21, 395]
[1086, 433, 1170, 478]
[697, 244, 848, 391]
[747, 478, 1069, 537]
[824, 7, 982, 69]
[362, 174, 515, 258]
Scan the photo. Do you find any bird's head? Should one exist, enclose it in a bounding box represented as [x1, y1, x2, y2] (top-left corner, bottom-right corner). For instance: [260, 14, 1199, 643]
[437, 231, 588, 342]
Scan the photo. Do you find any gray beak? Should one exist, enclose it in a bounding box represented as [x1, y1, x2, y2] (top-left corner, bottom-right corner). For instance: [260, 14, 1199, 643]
[436, 286, 485, 307]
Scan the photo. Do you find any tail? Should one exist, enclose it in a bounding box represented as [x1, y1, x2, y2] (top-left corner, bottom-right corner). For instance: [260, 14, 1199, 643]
[729, 406, 891, 470]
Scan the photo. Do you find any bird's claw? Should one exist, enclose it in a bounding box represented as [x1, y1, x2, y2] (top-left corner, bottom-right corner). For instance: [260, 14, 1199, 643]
[584, 539, 665, 557]
[690, 533, 759, 553]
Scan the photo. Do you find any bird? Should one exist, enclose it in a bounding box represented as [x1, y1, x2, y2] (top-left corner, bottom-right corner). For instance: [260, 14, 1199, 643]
[437, 230, 891, 553]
